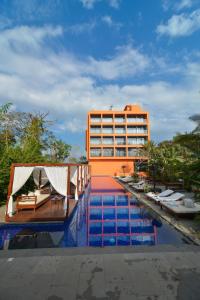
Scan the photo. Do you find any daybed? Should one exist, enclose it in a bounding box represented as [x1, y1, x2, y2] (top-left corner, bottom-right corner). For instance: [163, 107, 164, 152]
[16, 190, 50, 212]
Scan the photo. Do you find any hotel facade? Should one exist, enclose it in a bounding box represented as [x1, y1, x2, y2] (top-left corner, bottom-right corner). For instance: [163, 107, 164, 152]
[86, 104, 150, 176]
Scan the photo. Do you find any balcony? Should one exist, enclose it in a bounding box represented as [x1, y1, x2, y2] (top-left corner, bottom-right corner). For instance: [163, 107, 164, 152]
[115, 137, 126, 145]
[128, 148, 141, 157]
[102, 137, 113, 145]
[102, 148, 114, 157]
[90, 148, 102, 157]
[90, 114, 101, 123]
[90, 126, 101, 134]
[127, 126, 148, 134]
[114, 115, 125, 123]
[116, 148, 126, 157]
[128, 137, 146, 145]
[102, 115, 113, 123]
[102, 126, 113, 134]
[90, 137, 101, 145]
[115, 126, 126, 134]
[127, 115, 146, 123]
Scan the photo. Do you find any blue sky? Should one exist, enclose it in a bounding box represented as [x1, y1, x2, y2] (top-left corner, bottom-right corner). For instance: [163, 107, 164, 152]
[0, 0, 199, 156]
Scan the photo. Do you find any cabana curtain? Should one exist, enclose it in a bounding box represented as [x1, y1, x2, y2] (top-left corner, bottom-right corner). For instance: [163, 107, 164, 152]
[33, 168, 48, 188]
[70, 166, 78, 201]
[7, 167, 34, 216]
[44, 167, 68, 209]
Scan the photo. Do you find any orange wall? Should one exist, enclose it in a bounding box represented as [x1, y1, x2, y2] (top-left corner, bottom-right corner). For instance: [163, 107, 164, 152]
[89, 160, 134, 176]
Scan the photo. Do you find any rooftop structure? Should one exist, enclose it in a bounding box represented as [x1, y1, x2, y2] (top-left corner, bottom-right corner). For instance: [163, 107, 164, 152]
[86, 104, 150, 176]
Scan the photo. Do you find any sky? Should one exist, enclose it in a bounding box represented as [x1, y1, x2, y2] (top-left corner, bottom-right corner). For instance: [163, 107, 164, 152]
[0, 0, 200, 156]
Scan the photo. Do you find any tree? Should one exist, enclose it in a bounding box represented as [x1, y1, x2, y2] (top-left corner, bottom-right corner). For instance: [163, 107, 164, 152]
[0, 103, 72, 204]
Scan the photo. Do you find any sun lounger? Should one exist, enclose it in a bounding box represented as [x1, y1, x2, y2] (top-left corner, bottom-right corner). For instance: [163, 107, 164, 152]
[146, 189, 174, 201]
[16, 193, 50, 212]
[154, 192, 184, 203]
[129, 180, 145, 187]
[161, 199, 200, 215]
[120, 177, 133, 183]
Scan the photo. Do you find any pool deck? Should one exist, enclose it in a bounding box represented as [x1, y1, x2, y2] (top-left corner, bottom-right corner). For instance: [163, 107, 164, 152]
[117, 178, 200, 245]
[1, 198, 76, 223]
[0, 245, 200, 299]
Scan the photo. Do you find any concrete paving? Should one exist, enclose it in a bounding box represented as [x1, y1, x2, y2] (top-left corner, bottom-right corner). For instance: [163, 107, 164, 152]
[0, 245, 200, 300]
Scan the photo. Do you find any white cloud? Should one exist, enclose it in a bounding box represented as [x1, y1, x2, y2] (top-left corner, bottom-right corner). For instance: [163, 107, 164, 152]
[101, 15, 122, 30]
[162, 0, 195, 11]
[157, 9, 200, 37]
[176, 0, 194, 10]
[80, 0, 121, 9]
[86, 45, 149, 80]
[0, 25, 199, 144]
[66, 21, 96, 34]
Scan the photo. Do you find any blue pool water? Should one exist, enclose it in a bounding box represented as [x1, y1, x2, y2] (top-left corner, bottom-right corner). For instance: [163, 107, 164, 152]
[0, 183, 191, 250]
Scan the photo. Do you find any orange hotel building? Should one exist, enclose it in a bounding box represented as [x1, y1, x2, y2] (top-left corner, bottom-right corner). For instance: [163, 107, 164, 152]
[86, 104, 150, 177]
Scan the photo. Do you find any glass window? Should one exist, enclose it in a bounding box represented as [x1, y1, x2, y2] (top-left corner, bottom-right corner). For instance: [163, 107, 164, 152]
[90, 126, 101, 133]
[102, 137, 113, 145]
[90, 114, 101, 122]
[102, 148, 114, 157]
[128, 137, 146, 145]
[115, 137, 126, 145]
[102, 126, 113, 134]
[90, 137, 101, 145]
[90, 148, 102, 157]
[115, 126, 126, 134]
[116, 147, 126, 157]
[114, 115, 125, 123]
[128, 148, 140, 157]
[102, 115, 113, 122]
[127, 126, 147, 134]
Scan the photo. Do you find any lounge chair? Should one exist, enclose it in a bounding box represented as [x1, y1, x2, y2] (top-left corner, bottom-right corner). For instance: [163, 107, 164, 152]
[129, 180, 145, 187]
[16, 190, 50, 212]
[120, 177, 133, 183]
[154, 192, 184, 203]
[161, 199, 200, 215]
[146, 189, 174, 201]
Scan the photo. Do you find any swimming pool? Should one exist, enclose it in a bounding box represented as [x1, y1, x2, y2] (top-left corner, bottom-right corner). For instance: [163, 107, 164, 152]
[0, 177, 191, 249]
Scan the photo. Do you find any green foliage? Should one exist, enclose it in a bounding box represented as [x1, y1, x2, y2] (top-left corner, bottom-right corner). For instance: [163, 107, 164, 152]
[0, 103, 72, 205]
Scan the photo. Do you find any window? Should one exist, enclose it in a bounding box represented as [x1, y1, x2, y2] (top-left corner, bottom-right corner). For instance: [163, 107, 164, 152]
[128, 137, 146, 145]
[102, 115, 113, 122]
[90, 148, 101, 157]
[127, 126, 147, 134]
[128, 148, 140, 157]
[103, 148, 114, 157]
[127, 115, 146, 123]
[114, 115, 125, 123]
[90, 114, 101, 122]
[115, 126, 125, 134]
[102, 126, 113, 134]
[115, 137, 126, 145]
[90, 126, 101, 133]
[116, 148, 126, 157]
[90, 137, 101, 145]
[102, 137, 113, 145]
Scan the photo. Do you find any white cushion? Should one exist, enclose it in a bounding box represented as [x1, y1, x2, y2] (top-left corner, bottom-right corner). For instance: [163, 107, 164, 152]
[34, 190, 41, 196]
[183, 198, 195, 208]
[28, 191, 34, 196]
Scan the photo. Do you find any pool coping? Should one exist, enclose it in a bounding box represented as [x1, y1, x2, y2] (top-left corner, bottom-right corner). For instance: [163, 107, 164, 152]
[0, 244, 200, 258]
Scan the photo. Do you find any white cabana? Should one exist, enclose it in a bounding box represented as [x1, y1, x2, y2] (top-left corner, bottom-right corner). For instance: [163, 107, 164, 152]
[32, 168, 48, 188]
[44, 167, 68, 210]
[70, 166, 78, 201]
[7, 167, 34, 216]
[6, 164, 90, 218]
